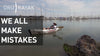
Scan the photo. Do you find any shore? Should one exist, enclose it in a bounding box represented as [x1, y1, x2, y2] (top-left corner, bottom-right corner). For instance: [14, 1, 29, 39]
[63, 35, 100, 56]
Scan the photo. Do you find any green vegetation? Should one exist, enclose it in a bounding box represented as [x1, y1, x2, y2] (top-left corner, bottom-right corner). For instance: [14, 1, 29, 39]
[63, 44, 85, 56]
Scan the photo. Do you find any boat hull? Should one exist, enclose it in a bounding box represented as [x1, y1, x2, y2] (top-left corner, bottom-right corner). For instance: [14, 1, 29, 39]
[29, 26, 63, 35]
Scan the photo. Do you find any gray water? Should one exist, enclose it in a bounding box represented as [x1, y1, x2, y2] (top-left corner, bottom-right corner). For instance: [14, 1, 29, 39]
[0, 19, 100, 56]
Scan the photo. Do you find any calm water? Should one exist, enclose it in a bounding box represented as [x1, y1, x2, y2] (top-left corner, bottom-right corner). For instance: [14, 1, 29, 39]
[0, 19, 100, 56]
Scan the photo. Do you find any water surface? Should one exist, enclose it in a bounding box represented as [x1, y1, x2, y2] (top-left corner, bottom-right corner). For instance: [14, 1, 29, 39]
[0, 19, 100, 56]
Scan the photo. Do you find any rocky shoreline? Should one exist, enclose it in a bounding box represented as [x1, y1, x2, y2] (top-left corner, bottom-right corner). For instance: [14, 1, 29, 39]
[63, 35, 100, 56]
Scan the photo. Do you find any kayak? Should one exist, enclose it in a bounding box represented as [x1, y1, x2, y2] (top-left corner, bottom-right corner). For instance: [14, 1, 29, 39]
[29, 26, 63, 35]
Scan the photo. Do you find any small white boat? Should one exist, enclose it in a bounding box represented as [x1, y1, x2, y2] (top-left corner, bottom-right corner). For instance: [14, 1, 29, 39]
[29, 26, 63, 35]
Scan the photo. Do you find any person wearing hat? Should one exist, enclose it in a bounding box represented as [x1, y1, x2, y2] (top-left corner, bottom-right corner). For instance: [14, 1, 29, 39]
[50, 23, 57, 29]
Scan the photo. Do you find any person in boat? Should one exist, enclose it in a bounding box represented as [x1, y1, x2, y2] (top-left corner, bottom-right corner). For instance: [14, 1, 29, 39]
[49, 23, 57, 29]
[43, 23, 57, 30]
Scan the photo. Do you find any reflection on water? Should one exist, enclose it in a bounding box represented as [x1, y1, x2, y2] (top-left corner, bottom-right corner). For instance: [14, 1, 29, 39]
[53, 34, 63, 40]
[0, 19, 100, 56]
